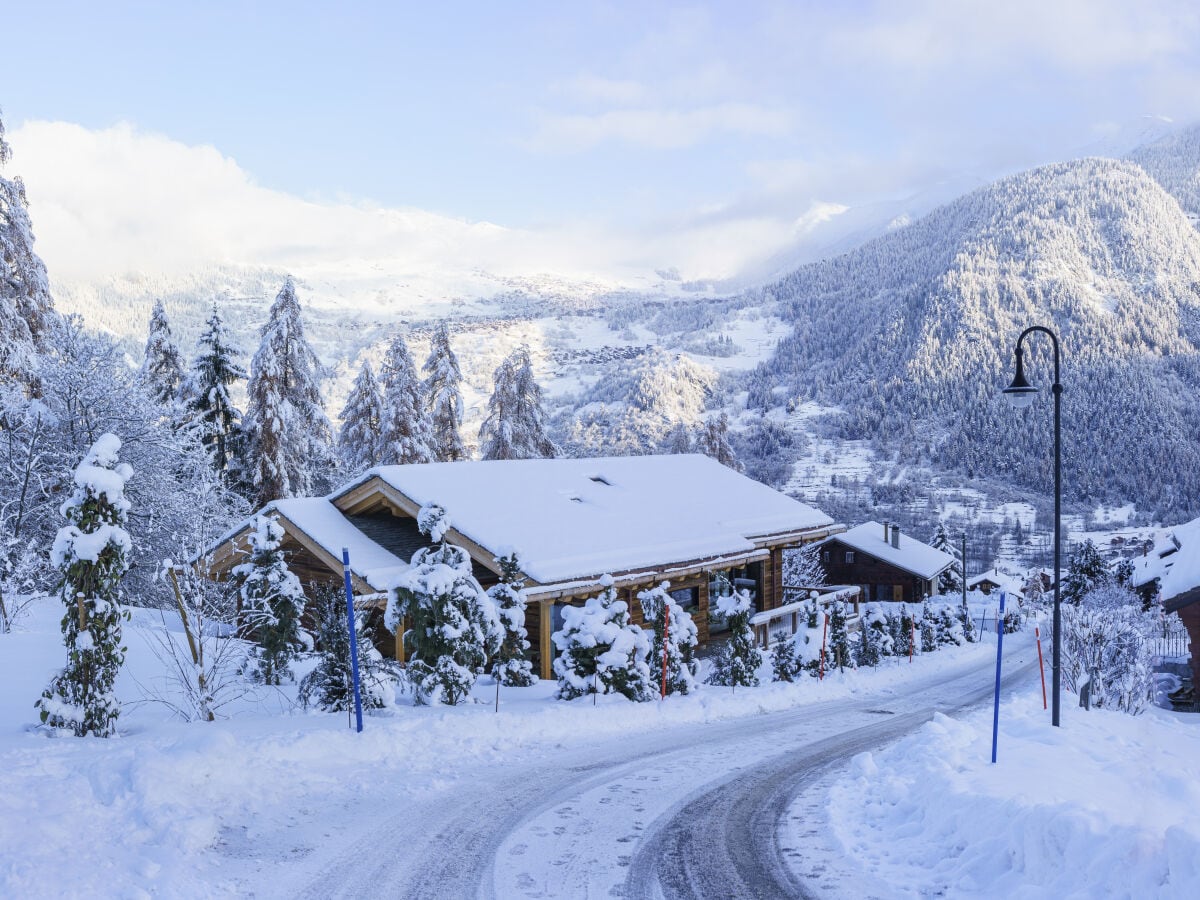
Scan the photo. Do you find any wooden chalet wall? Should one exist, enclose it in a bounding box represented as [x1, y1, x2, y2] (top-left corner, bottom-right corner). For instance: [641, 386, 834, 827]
[820, 539, 931, 604]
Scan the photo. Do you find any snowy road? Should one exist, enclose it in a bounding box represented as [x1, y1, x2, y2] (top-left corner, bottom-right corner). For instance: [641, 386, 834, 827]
[242, 641, 1034, 899]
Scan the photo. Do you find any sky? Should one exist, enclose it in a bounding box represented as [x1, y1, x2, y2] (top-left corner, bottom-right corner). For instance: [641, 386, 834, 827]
[3, 0, 1200, 286]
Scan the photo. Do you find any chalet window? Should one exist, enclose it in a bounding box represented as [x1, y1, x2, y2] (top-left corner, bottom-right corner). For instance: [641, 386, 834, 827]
[822, 550, 831, 563]
[845, 550, 856, 563]
[668, 585, 698, 611]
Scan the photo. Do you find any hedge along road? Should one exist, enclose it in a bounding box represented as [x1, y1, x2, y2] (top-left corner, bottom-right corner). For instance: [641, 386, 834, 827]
[282, 636, 1035, 900]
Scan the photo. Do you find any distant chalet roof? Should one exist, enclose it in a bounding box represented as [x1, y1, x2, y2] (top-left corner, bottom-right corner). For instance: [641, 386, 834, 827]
[966, 568, 1026, 597]
[1132, 516, 1200, 612]
[825, 521, 956, 581]
[333, 454, 836, 587]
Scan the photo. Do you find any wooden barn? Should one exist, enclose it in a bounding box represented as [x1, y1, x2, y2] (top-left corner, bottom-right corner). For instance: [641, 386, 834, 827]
[202, 454, 844, 679]
[818, 521, 956, 604]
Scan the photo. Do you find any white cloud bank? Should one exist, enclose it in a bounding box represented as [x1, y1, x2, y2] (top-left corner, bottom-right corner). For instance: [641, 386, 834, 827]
[10, 120, 833, 293]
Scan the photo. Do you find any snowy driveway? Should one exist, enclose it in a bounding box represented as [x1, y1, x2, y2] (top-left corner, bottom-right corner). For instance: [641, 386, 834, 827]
[235, 640, 1035, 899]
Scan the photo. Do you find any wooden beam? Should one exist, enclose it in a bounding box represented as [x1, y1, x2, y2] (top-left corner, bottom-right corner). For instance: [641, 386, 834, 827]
[539, 599, 554, 681]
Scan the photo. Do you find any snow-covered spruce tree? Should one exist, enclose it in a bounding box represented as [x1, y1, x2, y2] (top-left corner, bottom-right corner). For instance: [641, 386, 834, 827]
[422, 322, 466, 462]
[638, 581, 699, 696]
[919, 601, 938, 653]
[479, 346, 557, 460]
[856, 606, 884, 667]
[140, 300, 184, 406]
[1062, 539, 1111, 606]
[378, 333, 434, 466]
[705, 589, 761, 688]
[660, 420, 693, 454]
[827, 600, 853, 671]
[552, 575, 653, 701]
[956, 603, 977, 643]
[37, 434, 133, 737]
[299, 583, 403, 712]
[488, 550, 535, 687]
[783, 541, 826, 588]
[234, 515, 307, 685]
[929, 523, 963, 595]
[387, 504, 501, 705]
[770, 632, 803, 682]
[695, 412, 742, 472]
[183, 303, 246, 476]
[0, 108, 57, 385]
[937, 607, 966, 646]
[243, 278, 332, 504]
[337, 360, 386, 473]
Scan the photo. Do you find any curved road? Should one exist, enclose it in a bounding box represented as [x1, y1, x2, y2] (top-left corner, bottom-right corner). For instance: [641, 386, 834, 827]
[258, 640, 1035, 899]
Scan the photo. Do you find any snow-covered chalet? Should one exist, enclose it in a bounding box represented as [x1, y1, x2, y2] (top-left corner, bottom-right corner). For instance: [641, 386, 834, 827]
[202, 454, 844, 678]
[1132, 516, 1200, 698]
[818, 521, 956, 604]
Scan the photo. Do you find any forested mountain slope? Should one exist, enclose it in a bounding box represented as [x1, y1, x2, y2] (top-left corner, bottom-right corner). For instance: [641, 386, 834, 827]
[1128, 124, 1200, 217]
[755, 158, 1200, 520]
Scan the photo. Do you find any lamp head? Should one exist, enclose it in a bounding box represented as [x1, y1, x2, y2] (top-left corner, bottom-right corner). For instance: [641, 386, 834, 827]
[1002, 346, 1039, 409]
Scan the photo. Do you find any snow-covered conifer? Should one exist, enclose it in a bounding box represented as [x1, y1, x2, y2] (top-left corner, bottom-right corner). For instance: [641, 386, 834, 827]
[488, 550, 535, 687]
[378, 333, 434, 466]
[695, 412, 742, 472]
[37, 434, 132, 737]
[140, 300, 184, 406]
[638, 581, 699, 696]
[827, 600, 854, 671]
[552, 575, 653, 701]
[920, 602, 938, 653]
[1062, 539, 1111, 605]
[856, 606, 885, 667]
[183, 303, 246, 476]
[243, 278, 332, 503]
[770, 632, 803, 682]
[387, 504, 501, 705]
[660, 420, 693, 454]
[235, 515, 307, 685]
[704, 589, 761, 687]
[299, 585, 402, 712]
[937, 607, 965, 646]
[929, 523, 963, 595]
[422, 322, 466, 462]
[479, 347, 557, 460]
[783, 542, 826, 588]
[0, 108, 56, 384]
[337, 360, 386, 473]
[957, 603, 977, 643]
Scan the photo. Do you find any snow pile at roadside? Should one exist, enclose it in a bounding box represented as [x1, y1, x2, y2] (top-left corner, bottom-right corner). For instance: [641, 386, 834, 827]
[825, 693, 1200, 898]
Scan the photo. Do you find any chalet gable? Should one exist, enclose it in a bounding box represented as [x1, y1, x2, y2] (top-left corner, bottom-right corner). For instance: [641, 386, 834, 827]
[821, 521, 955, 581]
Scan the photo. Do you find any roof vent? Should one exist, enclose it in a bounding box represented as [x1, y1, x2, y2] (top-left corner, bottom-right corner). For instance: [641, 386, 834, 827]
[891, 524, 901, 549]
[589, 475, 611, 486]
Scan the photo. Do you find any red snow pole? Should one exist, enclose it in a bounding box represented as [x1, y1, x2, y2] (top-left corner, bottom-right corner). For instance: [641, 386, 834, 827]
[1035, 624, 1048, 710]
[818, 612, 828, 681]
[660, 602, 670, 700]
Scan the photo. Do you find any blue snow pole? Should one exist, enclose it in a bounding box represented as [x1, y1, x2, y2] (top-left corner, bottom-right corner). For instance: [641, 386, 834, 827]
[991, 591, 1006, 764]
[342, 547, 364, 733]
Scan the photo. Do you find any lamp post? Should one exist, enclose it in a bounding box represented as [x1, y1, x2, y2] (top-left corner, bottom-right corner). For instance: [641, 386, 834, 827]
[1002, 325, 1063, 726]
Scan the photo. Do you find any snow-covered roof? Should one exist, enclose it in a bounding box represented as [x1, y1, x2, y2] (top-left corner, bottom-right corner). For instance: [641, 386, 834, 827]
[219, 498, 407, 592]
[966, 569, 1025, 597]
[334, 455, 835, 586]
[825, 521, 956, 580]
[1148, 516, 1200, 605]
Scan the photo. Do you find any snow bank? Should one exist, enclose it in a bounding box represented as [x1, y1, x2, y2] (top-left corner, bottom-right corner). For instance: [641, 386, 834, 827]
[823, 692, 1200, 898]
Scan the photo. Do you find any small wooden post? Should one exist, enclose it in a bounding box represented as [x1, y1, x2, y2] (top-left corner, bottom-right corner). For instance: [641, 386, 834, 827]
[540, 600, 554, 681]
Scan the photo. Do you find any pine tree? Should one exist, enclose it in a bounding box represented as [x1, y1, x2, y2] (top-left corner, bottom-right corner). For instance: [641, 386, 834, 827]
[938, 607, 966, 645]
[660, 420, 693, 454]
[1062, 539, 1111, 605]
[705, 589, 762, 687]
[488, 549, 535, 687]
[337, 360, 386, 473]
[387, 504, 502, 705]
[235, 515, 307, 685]
[0, 108, 56, 385]
[243, 278, 332, 503]
[920, 601, 938, 653]
[37, 434, 132, 737]
[957, 603, 977, 643]
[422, 322, 466, 462]
[378, 333, 434, 466]
[299, 584, 402, 712]
[827, 600, 854, 671]
[784, 542, 827, 588]
[770, 632, 804, 682]
[856, 608, 884, 667]
[140, 300, 184, 406]
[638, 581, 699, 696]
[552, 575, 653, 701]
[183, 303, 246, 476]
[479, 347, 557, 460]
[695, 412, 742, 471]
[929, 523, 963, 595]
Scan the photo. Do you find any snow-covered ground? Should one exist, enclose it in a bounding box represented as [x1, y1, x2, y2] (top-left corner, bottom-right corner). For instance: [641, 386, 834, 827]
[1, 595, 1196, 897]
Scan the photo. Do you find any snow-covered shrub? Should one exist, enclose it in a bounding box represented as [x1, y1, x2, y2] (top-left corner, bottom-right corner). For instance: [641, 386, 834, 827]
[826, 600, 854, 671]
[387, 503, 501, 705]
[957, 603, 977, 643]
[856, 606, 884, 668]
[300, 584, 403, 712]
[1058, 584, 1156, 715]
[770, 632, 804, 682]
[552, 576, 653, 702]
[920, 602, 938, 653]
[929, 523, 963, 595]
[937, 607, 966, 646]
[638, 581, 699, 696]
[37, 434, 133, 737]
[235, 515, 308, 686]
[783, 542, 826, 588]
[489, 550, 535, 687]
[705, 589, 761, 688]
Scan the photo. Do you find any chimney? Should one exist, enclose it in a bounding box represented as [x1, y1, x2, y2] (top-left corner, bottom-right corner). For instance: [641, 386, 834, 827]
[891, 524, 901, 549]
[883, 522, 890, 542]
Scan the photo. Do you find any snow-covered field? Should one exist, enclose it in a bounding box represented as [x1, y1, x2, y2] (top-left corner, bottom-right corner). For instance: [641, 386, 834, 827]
[2, 596, 1197, 898]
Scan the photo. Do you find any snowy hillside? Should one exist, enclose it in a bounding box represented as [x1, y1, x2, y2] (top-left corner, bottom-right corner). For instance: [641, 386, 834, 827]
[1129, 123, 1200, 218]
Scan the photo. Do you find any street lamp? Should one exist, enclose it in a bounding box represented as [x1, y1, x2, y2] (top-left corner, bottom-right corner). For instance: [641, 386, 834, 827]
[1002, 325, 1063, 726]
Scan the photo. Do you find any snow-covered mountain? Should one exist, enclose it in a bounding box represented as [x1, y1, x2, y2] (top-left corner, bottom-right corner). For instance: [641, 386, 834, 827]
[754, 156, 1200, 521]
[1128, 122, 1200, 218]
